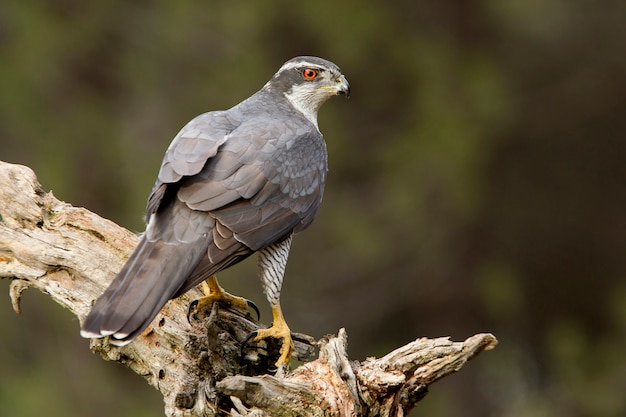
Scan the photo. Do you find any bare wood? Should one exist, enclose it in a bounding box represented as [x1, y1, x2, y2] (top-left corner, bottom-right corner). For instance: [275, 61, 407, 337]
[0, 161, 497, 417]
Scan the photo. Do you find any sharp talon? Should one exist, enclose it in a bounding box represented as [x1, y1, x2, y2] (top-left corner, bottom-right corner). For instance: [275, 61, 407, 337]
[186, 299, 199, 324]
[242, 330, 258, 349]
[241, 330, 259, 358]
[247, 299, 261, 320]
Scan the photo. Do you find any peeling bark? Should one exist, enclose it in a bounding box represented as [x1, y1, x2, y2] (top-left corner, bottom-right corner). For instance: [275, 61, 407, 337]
[0, 161, 497, 416]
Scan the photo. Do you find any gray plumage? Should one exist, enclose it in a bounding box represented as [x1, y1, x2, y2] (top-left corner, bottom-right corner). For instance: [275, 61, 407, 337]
[81, 56, 349, 344]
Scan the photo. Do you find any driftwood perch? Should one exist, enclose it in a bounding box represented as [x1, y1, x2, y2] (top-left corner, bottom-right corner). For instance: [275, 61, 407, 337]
[0, 160, 497, 417]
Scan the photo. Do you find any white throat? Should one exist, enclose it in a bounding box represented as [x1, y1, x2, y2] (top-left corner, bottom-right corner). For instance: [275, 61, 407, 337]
[283, 87, 324, 130]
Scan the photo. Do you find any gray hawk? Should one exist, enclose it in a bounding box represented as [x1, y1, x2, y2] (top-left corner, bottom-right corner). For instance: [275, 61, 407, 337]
[80, 56, 350, 366]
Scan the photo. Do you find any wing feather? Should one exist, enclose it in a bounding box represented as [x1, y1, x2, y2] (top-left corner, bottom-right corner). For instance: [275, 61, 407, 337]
[147, 111, 239, 215]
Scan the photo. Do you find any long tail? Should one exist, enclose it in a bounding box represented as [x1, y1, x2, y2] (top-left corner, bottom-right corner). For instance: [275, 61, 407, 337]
[80, 235, 208, 345]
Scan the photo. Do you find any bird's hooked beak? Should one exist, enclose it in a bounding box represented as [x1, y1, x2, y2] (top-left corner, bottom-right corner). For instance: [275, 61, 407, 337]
[335, 74, 350, 98]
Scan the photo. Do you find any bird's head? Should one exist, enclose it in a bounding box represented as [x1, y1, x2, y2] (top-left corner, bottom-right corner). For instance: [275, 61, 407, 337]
[265, 56, 350, 126]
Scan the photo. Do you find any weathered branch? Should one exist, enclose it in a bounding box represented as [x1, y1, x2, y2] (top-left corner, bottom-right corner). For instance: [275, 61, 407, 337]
[0, 161, 497, 416]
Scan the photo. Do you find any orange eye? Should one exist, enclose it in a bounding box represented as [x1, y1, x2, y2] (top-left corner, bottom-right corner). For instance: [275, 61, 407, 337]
[303, 68, 318, 80]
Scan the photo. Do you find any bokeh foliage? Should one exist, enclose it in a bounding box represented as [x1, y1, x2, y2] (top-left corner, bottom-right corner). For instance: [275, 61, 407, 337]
[1, 1, 625, 416]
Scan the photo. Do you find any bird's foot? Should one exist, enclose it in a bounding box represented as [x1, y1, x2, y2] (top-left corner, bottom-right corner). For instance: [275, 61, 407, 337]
[187, 275, 259, 323]
[242, 303, 294, 369]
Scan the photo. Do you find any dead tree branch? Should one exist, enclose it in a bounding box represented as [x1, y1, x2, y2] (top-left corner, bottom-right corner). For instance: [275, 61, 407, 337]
[0, 161, 497, 416]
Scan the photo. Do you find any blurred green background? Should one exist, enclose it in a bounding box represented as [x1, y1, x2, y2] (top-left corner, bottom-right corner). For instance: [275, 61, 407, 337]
[1, 1, 625, 416]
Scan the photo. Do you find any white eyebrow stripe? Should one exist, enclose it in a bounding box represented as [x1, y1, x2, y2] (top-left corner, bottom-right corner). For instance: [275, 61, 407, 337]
[277, 60, 324, 73]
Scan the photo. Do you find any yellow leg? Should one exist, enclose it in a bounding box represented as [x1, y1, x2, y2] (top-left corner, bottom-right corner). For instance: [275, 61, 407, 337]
[252, 303, 294, 367]
[188, 275, 257, 320]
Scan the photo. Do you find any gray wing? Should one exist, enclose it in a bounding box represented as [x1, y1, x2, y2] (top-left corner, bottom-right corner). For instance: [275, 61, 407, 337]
[151, 112, 327, 253]
[171, 119, 328, 296]
[146, 110, 239, 220]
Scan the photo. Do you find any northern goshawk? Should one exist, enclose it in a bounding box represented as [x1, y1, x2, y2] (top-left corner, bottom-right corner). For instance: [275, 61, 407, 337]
[80, 56, 350, 366]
